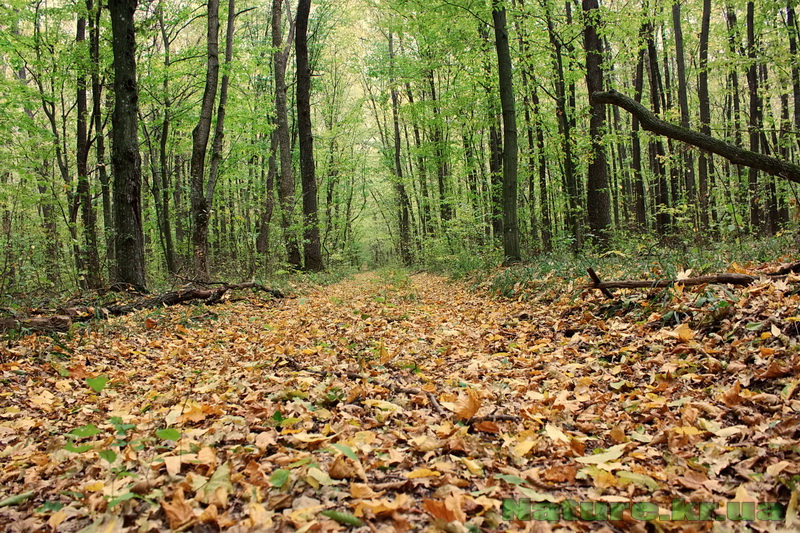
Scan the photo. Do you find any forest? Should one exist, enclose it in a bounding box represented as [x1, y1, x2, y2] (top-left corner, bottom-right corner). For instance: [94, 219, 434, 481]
[1, 0, 800, 531]
[0, 0, 797, 295]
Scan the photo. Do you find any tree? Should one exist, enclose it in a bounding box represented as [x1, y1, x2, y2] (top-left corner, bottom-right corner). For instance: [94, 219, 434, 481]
[189, 0, 220, 279]
[109, 0, 146, 289]
[583, 0, 611, 247]
[492, 1, 520, 263]
[271, 0, 303, 268]
[296, 0, 324, 271]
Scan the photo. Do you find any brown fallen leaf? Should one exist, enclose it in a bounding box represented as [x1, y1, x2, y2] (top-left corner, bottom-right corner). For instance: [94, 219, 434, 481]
[161, 488, 195, 530]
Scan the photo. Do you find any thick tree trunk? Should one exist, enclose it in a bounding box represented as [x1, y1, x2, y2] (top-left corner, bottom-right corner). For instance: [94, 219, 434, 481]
[109, 0, 146, 290]
[492, 4, 520, 263]
[190, 0, 220, 280]
[583, 0, 612, 247]
[296, 0, 323, 271]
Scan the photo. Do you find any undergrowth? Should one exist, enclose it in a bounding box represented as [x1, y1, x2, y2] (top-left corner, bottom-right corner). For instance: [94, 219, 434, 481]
[431, 232, 798, 300]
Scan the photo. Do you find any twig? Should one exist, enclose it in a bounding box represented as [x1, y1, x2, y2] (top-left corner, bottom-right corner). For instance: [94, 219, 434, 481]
[586, 267, 614, 299]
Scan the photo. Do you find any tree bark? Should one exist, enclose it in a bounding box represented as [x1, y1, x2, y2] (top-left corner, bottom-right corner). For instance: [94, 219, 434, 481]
[644, 22, 670, 233]
[76, 10, 101, 289]
[271, 0, 302, 268]
[90, 0, 113, 280]
[746, 2, 763, 233]
[109, 0, 146, 290]
[545, 5, 580, 247]
[189, 0, 220, 280]
[492, 3, 520, 263]
[296, 0, 324, 271]
[389, 33, 413, 265]
[698, 0, 714, 228]
[672, 1, 697, 218]
[583, 0, 612, 247]
[206, 0, 235, 260]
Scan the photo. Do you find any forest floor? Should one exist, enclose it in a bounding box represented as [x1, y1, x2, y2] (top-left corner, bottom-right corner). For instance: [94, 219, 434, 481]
[0, 268, 799, 532]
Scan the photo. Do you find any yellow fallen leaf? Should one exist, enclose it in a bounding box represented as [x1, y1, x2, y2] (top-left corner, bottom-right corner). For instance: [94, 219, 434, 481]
[406, 468, 441, 479]
[350, 483, 384, 499]
[512, 438, 536, 458]
[575, 443, 626, 465]
[84, 481, 104, 492]
[544, 423, 570, 443]
[675, 323, 695, 342]
[460, 458, 483, 476]
[353, 494, 411, 518]
[673, 426, 703, 436]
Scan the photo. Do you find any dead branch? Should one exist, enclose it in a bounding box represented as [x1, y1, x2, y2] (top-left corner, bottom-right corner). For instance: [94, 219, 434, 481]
[0, 316, 71, 333]
[1, 282, 284, 333]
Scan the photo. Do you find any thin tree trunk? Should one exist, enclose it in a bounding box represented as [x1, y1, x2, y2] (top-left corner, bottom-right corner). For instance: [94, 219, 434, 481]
[189, 0, 220, 279]
[746, 1, 763, 233]
[76, 10, 101, 289]
[672, 0, 697, 222]
[698, 0, 714, 229]
[205, 0, 236, 272]
[645, 22, 670, 234]
[389, 33, 413, 265]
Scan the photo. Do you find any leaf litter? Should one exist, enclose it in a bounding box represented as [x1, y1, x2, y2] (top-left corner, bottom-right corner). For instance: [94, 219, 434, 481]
[0, 270, 799, 531]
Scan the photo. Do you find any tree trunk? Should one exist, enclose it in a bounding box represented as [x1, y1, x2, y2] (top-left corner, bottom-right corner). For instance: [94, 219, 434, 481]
[545, 5, 580, 248]
[156, 7, 177, 274]
[492, 3, 520, 263]
[90, 0, 114, 280]
[672, 0, 697, 221]
[109, 0, 146, 290]
[296, 0, 323, 271]
[631, 29, 647, 229]
[76, 11, 101, 289]
[746, 2, 764, 233]
[205, 0, 235, 268]
[583, 0, 612, 247]
[644, 23, 670, 233]
[189, 0, 220, 280]
[272, 0, 302, 268]
[698, 0, 714, 228]
[389, 34, 413, 265]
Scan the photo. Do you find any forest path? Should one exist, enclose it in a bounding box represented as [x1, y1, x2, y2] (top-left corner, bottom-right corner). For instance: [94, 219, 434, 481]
[1, 271, 798, 530]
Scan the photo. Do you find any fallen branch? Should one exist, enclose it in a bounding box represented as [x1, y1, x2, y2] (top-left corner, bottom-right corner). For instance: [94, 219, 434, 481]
[585, 264, 798, 294]
[0, 316, 71, 333]
[1, 282, 284, 333]
[593, 89, 800, 185]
